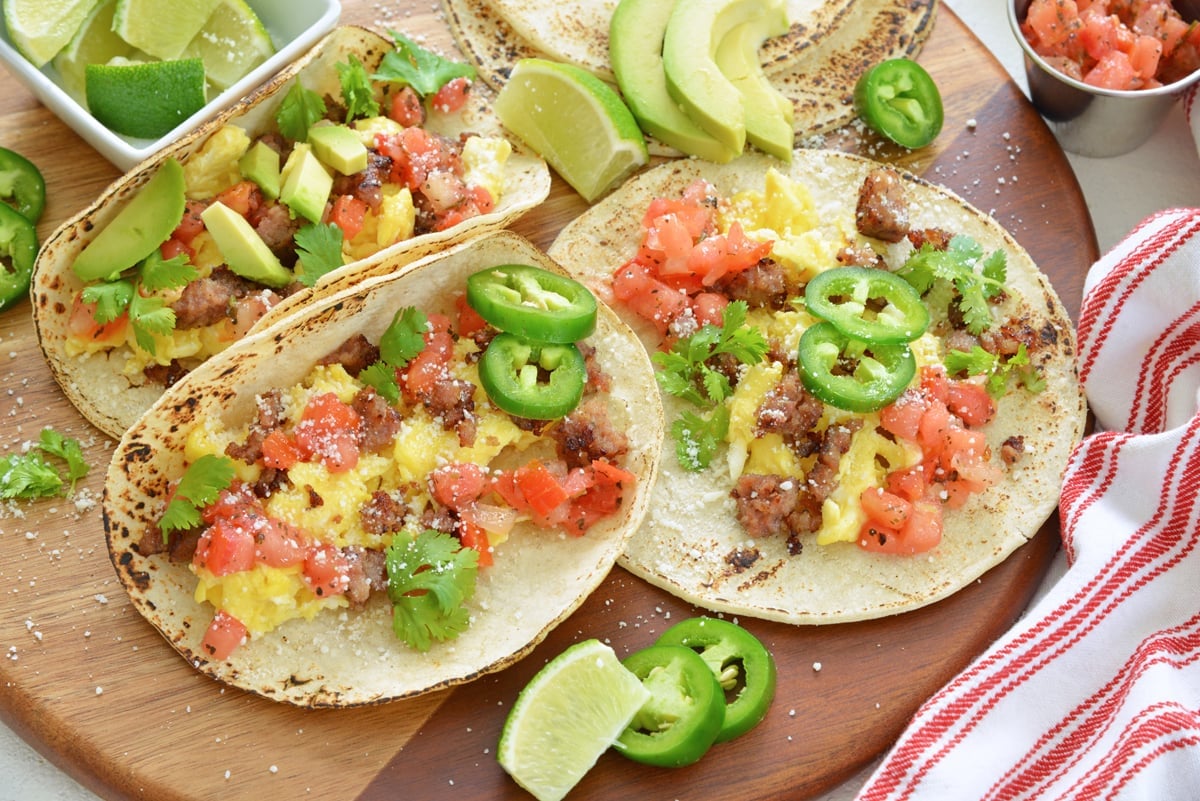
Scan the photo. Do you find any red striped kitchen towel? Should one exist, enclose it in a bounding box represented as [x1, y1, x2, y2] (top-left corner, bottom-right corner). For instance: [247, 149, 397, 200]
[855, 208, 1200, 800]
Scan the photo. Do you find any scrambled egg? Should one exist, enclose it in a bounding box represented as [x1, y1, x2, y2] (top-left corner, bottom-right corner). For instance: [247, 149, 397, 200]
[194, 564, 342, 636]
[718, 169, 927, 548]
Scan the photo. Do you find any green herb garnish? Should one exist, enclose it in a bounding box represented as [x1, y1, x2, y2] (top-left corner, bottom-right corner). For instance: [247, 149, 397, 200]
[159, 454, 236, 539]
[276, 81, 327, 142]
[337, 54, 380, 121]
[898, 234, 1007, 335]
[360, 307, 429, 403]
[372, 30, 475, 97]
[0, 428, 91, 500]
[386, 528, 479, 652]
[294, 222, 346, 287]
[80, 251, 195, 357]
[945, 343, 1046, 398]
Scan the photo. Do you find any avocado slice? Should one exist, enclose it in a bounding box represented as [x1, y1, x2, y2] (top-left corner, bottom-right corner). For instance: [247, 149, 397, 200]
[279, 143, 333, 224]
[610, 0, 739, 163]
[308, 124, 369, 175]
[239, 140, 281, 200]
[715, 13, 793, 162]
[73, 158, 187, 282]
[662, 0, 782, 155]
[200, 200, 292, 288]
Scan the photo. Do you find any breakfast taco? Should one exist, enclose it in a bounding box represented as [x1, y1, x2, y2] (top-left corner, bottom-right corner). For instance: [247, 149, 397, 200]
[440, 0, 936, 146]
[547, 150, 1086, 624]
[32, 25, 551, 440]
[102, 229, 662, 707]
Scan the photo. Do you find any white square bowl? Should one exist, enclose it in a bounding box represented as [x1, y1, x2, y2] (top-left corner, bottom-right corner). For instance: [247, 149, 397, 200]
[0, 0, 341, 171]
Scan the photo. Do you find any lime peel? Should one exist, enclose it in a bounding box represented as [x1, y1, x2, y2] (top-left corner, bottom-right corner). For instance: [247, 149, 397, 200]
[498, 638, 650, 801]
[2, 0, 99, 67]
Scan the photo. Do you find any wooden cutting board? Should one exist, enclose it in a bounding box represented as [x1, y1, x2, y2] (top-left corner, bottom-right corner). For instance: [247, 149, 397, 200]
[0, 4, 1096, 801]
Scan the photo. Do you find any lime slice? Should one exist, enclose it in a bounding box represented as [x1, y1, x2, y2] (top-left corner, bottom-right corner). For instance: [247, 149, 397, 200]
[181, 0, 275, 91]
[85, 58, 207, 139]
[111, 0, 219, 60]
[498, 639, 650, 801]
[495, 58, 649, 203]
[2, 0, 98, 67]
[51, 0, 137, 103]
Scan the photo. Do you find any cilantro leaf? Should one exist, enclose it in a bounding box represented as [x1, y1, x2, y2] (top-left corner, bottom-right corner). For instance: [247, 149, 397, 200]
[372, 30, 475, 97]
[0, 452, 62, 499]
[671, 406, 729, 471]
[294, 222, 345, 287]
[276, 81, 327, 142]
[652, 301, 767, 407]
[138, 250, 198, 292]
[128, 293, 175, 356]
[386, 529, 479, 652]
[379, 307, 428, 367]
[159, 454, 236, 539]
[337, 54, 380, 121]
[360, 362, 401, 405]
[81, 279, 135, 324]
[36, 429, 89, 489]
[898, 235, 1007, 335]
[945, 343, 1045, 398]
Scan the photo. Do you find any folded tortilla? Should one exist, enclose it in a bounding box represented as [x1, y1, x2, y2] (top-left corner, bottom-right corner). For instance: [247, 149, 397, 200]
[33, 25, 551, 440]
[102, 229, 663, 707]
[441, 0, 936, 144]
[547, 150, 1087, 624]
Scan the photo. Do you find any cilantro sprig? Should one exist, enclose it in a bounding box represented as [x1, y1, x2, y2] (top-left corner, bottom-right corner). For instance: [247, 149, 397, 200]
[80, 250, 196, 356]
[337, 54, 380, 121]
[294, 222, 345, 287]
[386, 528, 479, 652]
[275, 81, 327, 142]
[0, 428, 90, 500]
[159, 454, 236, 540]
[897, 234, 1007, 335]
[372, 30, 475, 98]
[945, 343, 1046, 398]
[652, 301, 767, 471]
[359, 307, 429, 404]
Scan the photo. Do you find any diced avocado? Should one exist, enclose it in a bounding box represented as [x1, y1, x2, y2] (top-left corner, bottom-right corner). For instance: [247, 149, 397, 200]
[662, 0, 782, 155]
[200, 200, 292, 288]
[714, 12, 794, 162]
[279, 143, 333, 224]
[308, 124, 369, 175]
[73, 158, 187, 282]
[239, 140, 282, 200]
[609, 0, 740, 163]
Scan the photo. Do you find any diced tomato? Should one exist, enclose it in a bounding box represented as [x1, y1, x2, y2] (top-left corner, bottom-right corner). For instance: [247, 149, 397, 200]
[488, 469, 529, 512]
[1129, 33, 1164, 79]
[67, 293, 129, 344]
[946, 380, 996, 427]
[1023, 0, 1081, 49]
[468, 184, 495, 214]
[458, 520, 492, 567]
[1085, 48, 1140, 88]
[215, 180, 261, 218]
[859, 500, 943, 554]
[200, 483, 260, 525]
[303, 543, 351, 598]
[328, 194, 368, 241]
[200, 610, 247, 660]
[917, 398, 953, 454]
[387, 86, 425, 127]
[460, 501, 518, 540]
[254, 520, 307, 568]
[161, 235, 194, 263]
[430, 77, 471, 113]
[293, 392, 361, 473]
[885, 464, 927, 503]
[455, 292, 488, 337]
[194, 516, 256, 576]
[172, 199, 207, 246]
[691, 292, 729, 327]
[402, 314, 453, 399]
[860, 487, 913, 529]
[430, 462, 488, 511]
[565, 460, 635, 534]
[880, 391, 926, 442]
[514, 461, 570, 518]
[261, 430, 302, 470]
[611, 260, 688, 335]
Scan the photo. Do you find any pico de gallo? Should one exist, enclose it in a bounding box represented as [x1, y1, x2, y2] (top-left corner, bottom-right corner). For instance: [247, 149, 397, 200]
[140, 272, 635, 661]
[66, 31, 517, 388]
[608, 165, 1049, 556]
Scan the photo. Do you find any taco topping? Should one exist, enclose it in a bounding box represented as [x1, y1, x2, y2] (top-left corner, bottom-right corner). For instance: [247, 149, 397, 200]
[66, 31, 515, 387]
[141, 285, 635, 660]
[609, 166, 1051, 555]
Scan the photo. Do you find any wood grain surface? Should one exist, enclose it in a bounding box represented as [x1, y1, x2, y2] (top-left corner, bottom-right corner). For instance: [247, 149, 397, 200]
[0, 3, 1096, 801]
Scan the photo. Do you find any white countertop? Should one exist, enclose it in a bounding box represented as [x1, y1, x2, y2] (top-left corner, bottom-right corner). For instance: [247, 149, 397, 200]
[4, 1, 1199, 799]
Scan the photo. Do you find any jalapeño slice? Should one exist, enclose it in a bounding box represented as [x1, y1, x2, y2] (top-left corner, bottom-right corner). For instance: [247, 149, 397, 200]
[0, 147, 45, 224]
[477, 332, 587, 420]
[617, 643, 725, 768]
[854, 58, 944, 149]
[656, 616, 776, 742]
[467, 263, 597, 344]
[798, 321, 915, 413]
[0, 203, 38, 312]
[805, 266, 929, 344]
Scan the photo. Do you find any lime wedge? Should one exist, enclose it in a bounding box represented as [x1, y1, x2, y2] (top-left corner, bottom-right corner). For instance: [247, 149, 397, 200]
[498, 639, 650, 801]
[181, 0, 275, 91]
[85, 58, 207, 139]
[495, 58, 649, 203]
[51, 0, 138, 103]
[2, 0, 98, 67]
[111, 0, 219, 60]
